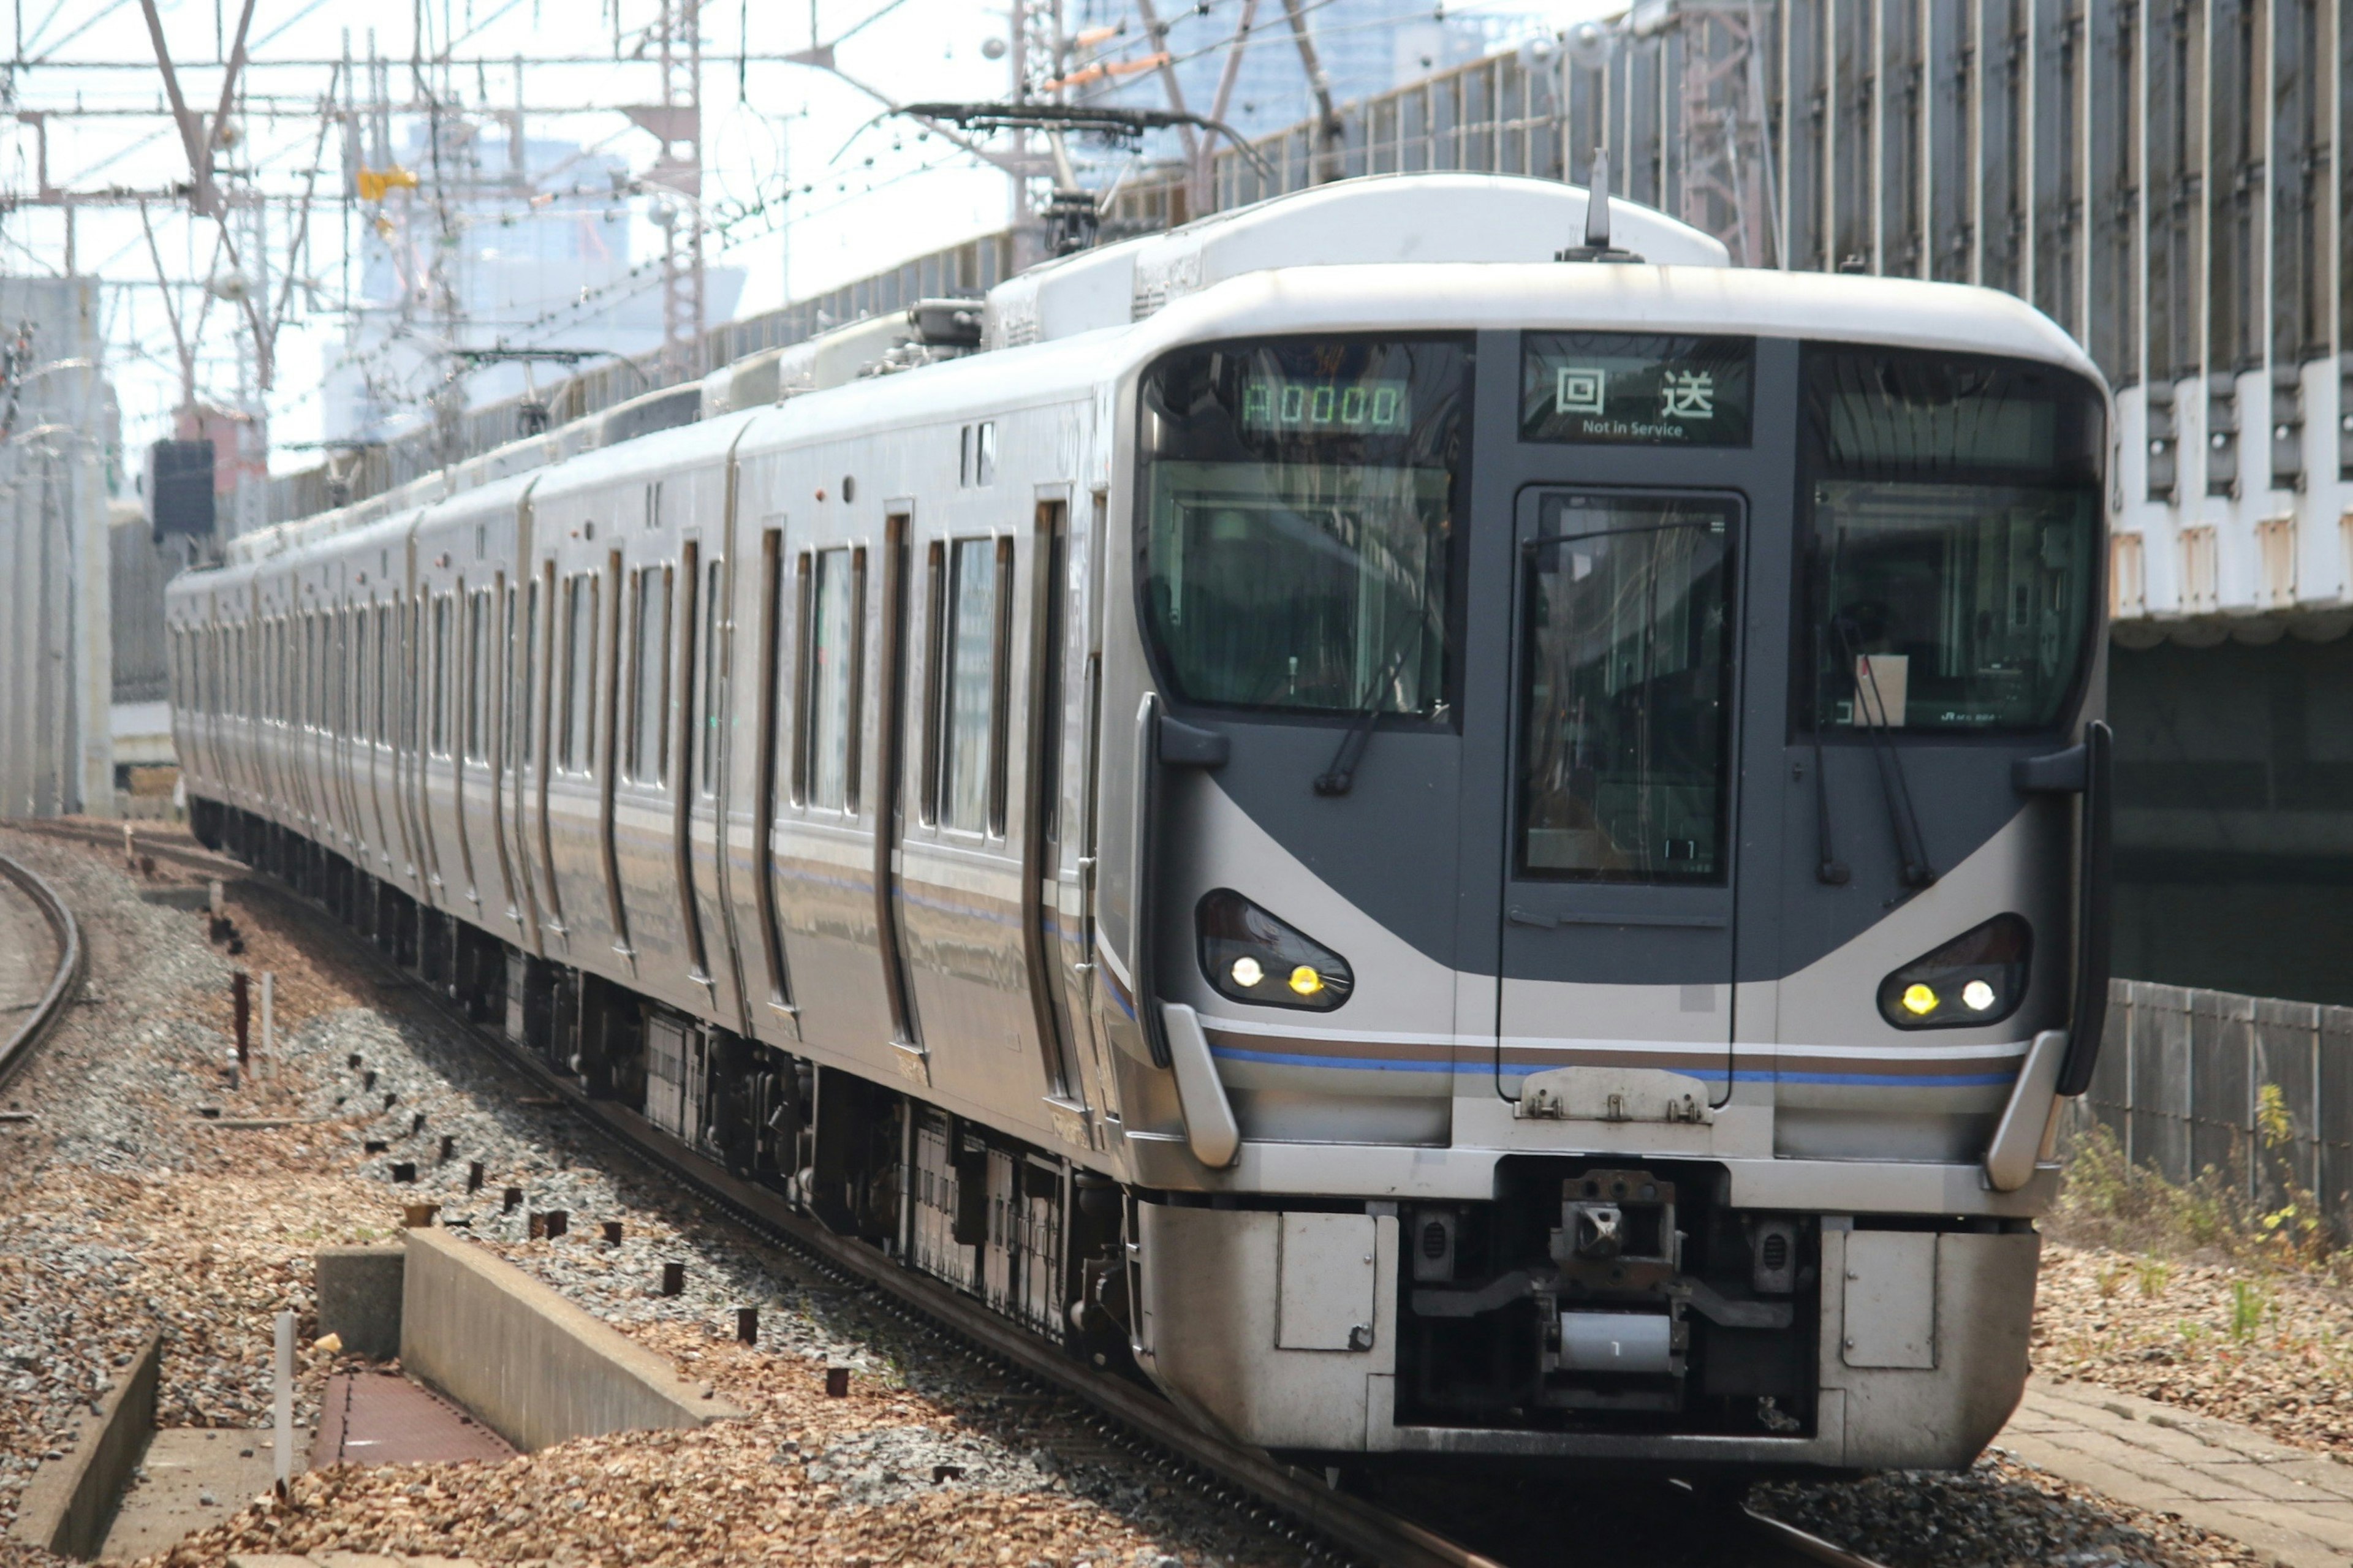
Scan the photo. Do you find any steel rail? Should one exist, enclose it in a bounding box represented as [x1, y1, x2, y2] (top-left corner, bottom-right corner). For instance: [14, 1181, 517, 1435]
[264, 869, 1888, 1568]
[25, 818, 1884, 1568]
[3, 817, 249, 882]
[0, 846, 85, 1094]
[222, 871, 1507, 1568]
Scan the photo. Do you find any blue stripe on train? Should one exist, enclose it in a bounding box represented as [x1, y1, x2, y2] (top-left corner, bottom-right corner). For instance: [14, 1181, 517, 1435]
[1210, 1045, 2018, 1088]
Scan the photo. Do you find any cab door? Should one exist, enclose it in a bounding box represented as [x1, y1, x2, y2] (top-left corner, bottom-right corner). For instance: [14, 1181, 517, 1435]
[1495, 487, 1741, 1104]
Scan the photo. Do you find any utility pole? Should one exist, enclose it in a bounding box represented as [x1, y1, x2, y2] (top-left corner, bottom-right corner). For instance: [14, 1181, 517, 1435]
[1277, 0, 1339, 184]
[645, 0, 707, 384]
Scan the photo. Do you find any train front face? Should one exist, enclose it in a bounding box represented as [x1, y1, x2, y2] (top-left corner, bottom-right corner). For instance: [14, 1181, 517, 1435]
[1112, 281, 2107, 1471]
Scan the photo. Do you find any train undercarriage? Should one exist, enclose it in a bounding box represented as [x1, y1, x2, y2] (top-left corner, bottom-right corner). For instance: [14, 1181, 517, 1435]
[193, 795, 2039, 1472]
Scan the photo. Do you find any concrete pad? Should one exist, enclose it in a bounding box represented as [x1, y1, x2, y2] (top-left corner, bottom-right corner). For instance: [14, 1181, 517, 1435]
[104, 1430, 287, 1562]
[316, 1246, 407, 1361]
[2004, 1377, 2353, 1568]
[398, 1228, 745, 1453]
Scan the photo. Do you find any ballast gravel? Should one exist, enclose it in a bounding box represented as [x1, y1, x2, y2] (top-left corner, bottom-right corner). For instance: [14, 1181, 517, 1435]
[1755, 1450, 2265, 1568]
[0, 824, 2278, 1567]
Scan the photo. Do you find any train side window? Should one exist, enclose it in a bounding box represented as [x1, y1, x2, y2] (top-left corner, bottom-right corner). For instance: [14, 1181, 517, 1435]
[466, 589, 490, 763]
[561, 575, 586, 770]
[699, 558, 723, 795]
[919, 540, 947, 825]
[374, 606, 389, 743]
[429, 596, 450, 756]
[629, 564, 673, 784]
[848, 548, 866, 814]
[958, 423, 998, 487]
[805, 546, 860, 811]
[988, 535, 1014, 835]
[350, 614, 365, 740]
[520, 581, 538, 768]
[939, 537, 1002, 833]
[787, 551, 813, 807]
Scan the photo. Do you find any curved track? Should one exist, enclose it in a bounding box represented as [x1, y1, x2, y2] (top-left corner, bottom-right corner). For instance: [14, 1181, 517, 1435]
[0, 842, 85, 1094]
[10, 818, 1881, 1568]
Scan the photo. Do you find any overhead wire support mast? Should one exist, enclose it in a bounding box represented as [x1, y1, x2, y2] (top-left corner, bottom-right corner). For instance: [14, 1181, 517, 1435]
[642, 0, 708, 384]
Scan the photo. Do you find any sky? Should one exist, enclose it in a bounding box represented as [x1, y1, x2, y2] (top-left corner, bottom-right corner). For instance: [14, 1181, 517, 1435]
[0, 0, 1608, 477]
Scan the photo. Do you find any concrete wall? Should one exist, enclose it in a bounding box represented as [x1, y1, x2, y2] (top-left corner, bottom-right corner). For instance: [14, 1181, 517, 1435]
[2111, 636, 2353, 1007]
[0, 275, 114, 819]
[315, 1246, 406, 1362]
[5, 1328, 160, 1558]
[398, 1227, 743, 1453]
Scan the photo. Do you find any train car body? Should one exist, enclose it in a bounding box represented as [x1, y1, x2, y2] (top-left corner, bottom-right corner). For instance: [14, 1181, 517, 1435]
[167, 173, 2112, 1476]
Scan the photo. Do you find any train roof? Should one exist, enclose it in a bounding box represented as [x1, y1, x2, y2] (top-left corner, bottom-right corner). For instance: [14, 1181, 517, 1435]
[174, 175, 2099, 596]
[1129, 260, 2103, 385]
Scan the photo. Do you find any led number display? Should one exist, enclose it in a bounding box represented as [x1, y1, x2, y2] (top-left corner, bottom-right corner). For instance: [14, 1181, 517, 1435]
[1240, 377, 1412, 435]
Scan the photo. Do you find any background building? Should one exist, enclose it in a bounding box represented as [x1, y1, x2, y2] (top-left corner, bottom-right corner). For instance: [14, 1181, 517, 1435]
[0, 276, 115, 818]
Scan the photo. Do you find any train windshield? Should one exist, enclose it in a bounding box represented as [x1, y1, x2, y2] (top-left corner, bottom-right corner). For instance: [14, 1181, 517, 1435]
[1138, 336, 1468, 717]
[1798, 347, 2104, 733]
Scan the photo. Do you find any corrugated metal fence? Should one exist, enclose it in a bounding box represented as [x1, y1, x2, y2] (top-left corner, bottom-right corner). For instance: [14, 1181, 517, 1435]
[2085, 979, 2353, 1221]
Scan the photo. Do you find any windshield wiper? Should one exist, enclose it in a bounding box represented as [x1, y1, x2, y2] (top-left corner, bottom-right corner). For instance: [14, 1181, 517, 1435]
[1809, 602, 1850, 885]
[1830, 611, 1938, 888]
[1313, 631, 1419, 796]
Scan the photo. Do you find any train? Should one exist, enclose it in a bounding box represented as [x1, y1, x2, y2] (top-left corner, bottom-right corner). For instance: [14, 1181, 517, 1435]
[166, 170, 2112, 1476]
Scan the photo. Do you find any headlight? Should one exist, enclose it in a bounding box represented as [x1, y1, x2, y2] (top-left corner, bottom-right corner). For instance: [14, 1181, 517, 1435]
[1876, 914, 2031, 1029]
[1196, 889, 1354, 1012]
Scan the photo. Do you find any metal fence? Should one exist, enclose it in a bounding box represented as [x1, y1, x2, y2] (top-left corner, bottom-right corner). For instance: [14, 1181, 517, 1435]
[2083, 979, 2353, 1225]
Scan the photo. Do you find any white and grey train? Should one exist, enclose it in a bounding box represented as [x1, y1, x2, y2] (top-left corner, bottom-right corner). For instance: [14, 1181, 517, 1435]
[167, 173, 2112, 1476]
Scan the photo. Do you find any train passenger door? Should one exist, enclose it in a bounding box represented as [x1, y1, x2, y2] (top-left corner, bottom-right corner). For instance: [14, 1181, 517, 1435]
[1495, 488, 1741, 1105]
[528, 558, 567, 949]
[872, 512, 923, 1066]
[684, 530, 746, 1029]
[672, 537, 715, 1004]
[1022, 496, 1094, 1142]
[502, 570, 544, 952]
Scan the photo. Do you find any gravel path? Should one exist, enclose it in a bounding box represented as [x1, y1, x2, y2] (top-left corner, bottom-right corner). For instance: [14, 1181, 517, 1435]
[0, 825, 2283, 1568]
[0, 831, 1304, 1568]
[2034, 1240, 2353, 1454]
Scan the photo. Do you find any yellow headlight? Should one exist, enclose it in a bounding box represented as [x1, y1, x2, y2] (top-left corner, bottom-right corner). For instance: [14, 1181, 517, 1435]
[1230, 956, 1265, 988]
[1901, 982, 1939, 1016]
[1288, 964, 1324, 996]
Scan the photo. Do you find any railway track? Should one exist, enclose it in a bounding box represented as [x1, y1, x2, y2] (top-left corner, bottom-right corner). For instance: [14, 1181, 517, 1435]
[0, 840, 85, 1094]
[11, 817, 1882, 1568]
